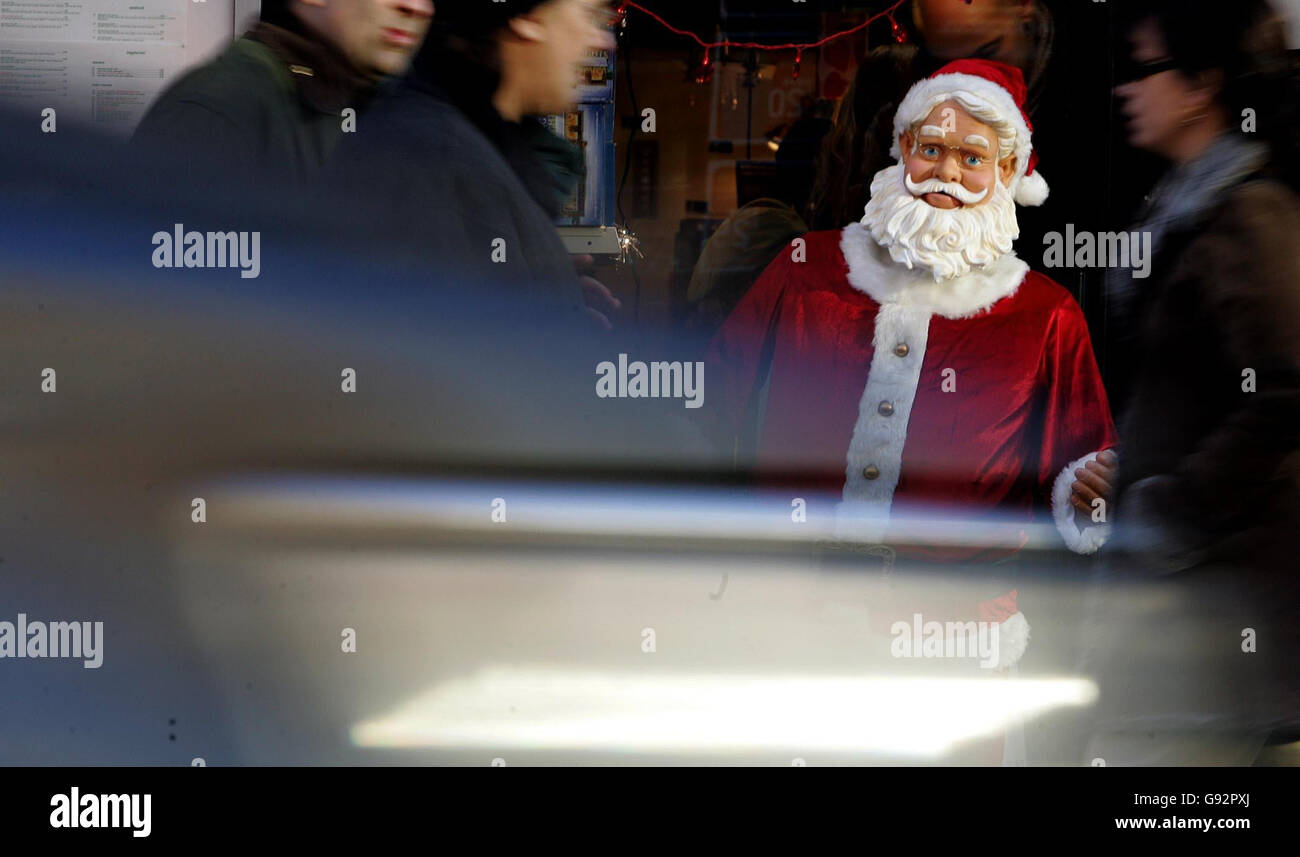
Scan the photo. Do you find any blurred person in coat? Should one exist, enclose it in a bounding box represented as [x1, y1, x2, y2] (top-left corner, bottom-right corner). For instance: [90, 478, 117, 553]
[1084, 0, 1300, 765]
[327, 0, 619, 318]
[133, 0, 433, 183]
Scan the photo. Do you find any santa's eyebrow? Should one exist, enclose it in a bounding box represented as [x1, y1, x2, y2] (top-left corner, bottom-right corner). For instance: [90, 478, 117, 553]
[918, 125, 946, 138]
[963, 134, 991, 150]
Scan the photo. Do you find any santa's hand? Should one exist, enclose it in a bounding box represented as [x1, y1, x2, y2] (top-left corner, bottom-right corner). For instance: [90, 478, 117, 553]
[1070, 448, 1118, 519]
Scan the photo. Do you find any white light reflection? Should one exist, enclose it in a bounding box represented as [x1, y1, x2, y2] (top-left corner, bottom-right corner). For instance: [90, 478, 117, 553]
[352, 667, 1097, 758]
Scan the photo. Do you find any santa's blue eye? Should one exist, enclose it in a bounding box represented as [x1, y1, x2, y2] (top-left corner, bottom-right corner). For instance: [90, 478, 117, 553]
[964, 154, 983, 167]
[921, 145, 941, 158]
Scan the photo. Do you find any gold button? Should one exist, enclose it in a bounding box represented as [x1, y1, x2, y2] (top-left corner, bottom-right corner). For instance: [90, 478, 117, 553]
[877, 401, 894, 416]
[862, 465, 880, 480]
[893, 343, 909, 357]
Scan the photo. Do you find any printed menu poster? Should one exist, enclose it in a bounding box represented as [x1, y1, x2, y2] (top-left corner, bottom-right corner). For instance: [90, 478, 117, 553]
[0, 0, 233, 134]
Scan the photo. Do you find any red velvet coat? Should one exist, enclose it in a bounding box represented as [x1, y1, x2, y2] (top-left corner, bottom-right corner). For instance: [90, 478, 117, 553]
[708, 225, 1118, 557]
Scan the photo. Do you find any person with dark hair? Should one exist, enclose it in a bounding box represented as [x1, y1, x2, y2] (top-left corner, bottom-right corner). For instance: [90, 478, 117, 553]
[327, 0, 618, 314]
[133, 0, 433, 183]
[1085, 0, 1300, 765]
[807, 0, 1054, 231]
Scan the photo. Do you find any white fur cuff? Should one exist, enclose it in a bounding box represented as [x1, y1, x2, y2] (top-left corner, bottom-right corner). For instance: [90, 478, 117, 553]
[994, 611, 1031, 670]
[1051, 451, 1111, 554]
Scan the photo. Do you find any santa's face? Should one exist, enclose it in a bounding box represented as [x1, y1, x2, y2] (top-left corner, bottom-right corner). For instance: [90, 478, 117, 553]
[860, 99, 1021, 282]
[899, 100, 1015, 209]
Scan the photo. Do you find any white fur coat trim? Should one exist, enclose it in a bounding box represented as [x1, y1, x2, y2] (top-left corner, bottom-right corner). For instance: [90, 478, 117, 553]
[1051, 450, 1111, 555]
[840, 223, 1028, 319]
[833, 302, 932, 541]
[994, 611, 1031, 671]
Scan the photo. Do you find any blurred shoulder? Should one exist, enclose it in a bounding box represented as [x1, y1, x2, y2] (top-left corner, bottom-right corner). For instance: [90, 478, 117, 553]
[151, 38, 288, 116]
[352, 85, 490, 160]
[1179, 177, 1300, 287]
[1224, 176, 1299, 210]
[1215, 177, 1300, 238]
[329, 85, 519, 210]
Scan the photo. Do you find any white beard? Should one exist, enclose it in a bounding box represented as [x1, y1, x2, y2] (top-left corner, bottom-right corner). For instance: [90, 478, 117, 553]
[860, 161, 1019, 281]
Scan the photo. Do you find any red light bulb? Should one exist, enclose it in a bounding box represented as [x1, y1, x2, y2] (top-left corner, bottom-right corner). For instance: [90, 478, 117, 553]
[890, 15, 909, 44]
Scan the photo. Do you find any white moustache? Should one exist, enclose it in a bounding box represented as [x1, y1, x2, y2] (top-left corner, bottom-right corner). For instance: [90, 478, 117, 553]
[904, 174, 989, 205]
[861, 162, 1019, 281]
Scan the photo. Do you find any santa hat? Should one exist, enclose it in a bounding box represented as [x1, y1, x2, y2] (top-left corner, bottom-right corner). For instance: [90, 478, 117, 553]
[890, 59, 1049, 207]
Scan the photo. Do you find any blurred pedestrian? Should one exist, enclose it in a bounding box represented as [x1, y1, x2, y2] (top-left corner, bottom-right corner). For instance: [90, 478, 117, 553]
[133, 0, 433, 183]
[1086, 0, 1300, 765]
[328, 0, 619, 315]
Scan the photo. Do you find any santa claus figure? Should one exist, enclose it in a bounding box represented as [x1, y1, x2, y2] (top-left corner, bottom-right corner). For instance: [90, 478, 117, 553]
[708, 60, 1118, 670]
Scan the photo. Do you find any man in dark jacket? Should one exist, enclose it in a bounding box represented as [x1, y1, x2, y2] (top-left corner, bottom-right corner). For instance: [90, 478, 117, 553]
[328, 0, 617, 313]
[132, 0, 433, 183]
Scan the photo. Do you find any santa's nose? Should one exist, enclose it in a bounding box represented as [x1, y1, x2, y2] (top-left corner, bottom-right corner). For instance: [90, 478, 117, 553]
[935, 153, 963, 183]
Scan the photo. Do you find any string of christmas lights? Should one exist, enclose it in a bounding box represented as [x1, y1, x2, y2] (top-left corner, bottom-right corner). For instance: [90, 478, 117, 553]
[614, 0, 912, 82]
